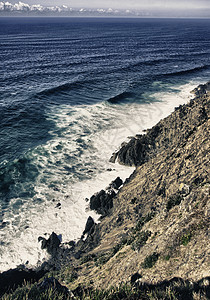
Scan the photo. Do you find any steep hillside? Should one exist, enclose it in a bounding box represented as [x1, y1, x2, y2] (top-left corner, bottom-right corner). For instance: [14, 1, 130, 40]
[66, 82, 209, 291]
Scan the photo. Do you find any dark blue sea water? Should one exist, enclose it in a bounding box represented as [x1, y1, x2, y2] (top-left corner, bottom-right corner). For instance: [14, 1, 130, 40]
[0, 17, 210, 271]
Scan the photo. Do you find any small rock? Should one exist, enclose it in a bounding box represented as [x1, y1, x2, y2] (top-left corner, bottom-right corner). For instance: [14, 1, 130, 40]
[109, 151, 118, 163]
[131, 272, 142, 283]
[109, 177, 123, 190]
[83, 216, 95, 235]
[38, 232, 61, 255]
[75, 251, 82, 259]
[68, 241, 76, 247]
[179, 183, 190, 195]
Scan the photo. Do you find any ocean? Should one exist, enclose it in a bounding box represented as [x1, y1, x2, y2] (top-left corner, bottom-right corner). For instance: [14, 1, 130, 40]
[0, 17, 210, 272]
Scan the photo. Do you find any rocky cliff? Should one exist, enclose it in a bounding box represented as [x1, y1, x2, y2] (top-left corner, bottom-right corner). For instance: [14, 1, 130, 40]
[66, 82, 209, 292]
[1, 83, 209, 299]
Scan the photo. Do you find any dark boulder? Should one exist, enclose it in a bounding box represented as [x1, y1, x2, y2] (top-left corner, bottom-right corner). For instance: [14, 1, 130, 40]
[109, 177, 123, 190]
[55, 202, 61, 208]
[38, 232, 61, 255]
[109, 151, 119, 163]
[90, 189, 116, 215]
[75, 250, 82, 260]
[83, 216, 95, 235]
[131, 272, 142, 284]
[68, 240, 76, 247]
[113, 135, 155, 166]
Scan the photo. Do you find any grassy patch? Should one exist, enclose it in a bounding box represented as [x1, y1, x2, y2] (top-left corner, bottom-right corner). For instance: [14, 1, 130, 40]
[3, 277, 209, 300]
[94, 253, 112, 266]
[94, 238, 128, 266]
[72, 277, 209, 300]
[80, 253, 96, 264]
[2, 283, 70, 300]
[59, 266, 78, 284]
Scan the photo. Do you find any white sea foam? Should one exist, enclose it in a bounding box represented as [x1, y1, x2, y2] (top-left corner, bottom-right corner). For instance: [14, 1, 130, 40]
[0, 80, 200, 272]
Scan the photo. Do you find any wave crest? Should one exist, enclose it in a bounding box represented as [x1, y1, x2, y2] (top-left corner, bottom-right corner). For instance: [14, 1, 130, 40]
[107, 91, 133, 104]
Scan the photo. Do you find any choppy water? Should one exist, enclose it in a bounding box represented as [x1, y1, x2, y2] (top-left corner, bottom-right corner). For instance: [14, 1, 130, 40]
[0, 17, 210, 271]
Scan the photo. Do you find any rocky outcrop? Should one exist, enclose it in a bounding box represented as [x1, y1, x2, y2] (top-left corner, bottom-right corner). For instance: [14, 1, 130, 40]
[110, 82, 210, 166]
[89, 177, 123, 216]
[90, 189, 116, 215]
[108, 176, 123, 190]
[38, 232, 61, 256]
[83, 216, 95, 235]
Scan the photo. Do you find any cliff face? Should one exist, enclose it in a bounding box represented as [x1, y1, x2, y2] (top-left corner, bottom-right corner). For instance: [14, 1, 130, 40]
[67, 83, 209, 291]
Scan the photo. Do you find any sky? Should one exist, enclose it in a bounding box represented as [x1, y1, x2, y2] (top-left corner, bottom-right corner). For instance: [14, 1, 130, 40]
[8, 0, 210, 10]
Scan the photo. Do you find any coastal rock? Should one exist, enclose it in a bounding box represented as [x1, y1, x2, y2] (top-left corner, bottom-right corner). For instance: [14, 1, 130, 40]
[83, 216, 95, 235]
[109, 151, 119, 163]
[2, 82, 210, 298]
[38, 232, 61, 255]
[90, 189, 116, 215]
[108, 177, 123, 190]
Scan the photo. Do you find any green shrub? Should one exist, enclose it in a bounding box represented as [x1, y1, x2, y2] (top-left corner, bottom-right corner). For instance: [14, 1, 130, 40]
[141, 252, 159, 269]
[164, 254, 170, 261]
[131, 197, 138, 204]
[80, 253, 96, 264]
[166, 193, 183, 211]
[181, 232, 192, 246]
[133, 212, 155, 233]
[94, 251, 114, 266]
[131, 231, 151, 251]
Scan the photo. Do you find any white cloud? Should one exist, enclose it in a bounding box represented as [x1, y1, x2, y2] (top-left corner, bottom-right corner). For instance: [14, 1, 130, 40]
[0, 1, 133, 14]
[0, 1, 209, 16]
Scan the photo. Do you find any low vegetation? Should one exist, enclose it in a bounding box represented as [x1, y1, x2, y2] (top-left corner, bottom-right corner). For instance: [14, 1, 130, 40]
[141, 252, 159, 269]
[2, 277, 209, 300]
[166, 192, 183, 211]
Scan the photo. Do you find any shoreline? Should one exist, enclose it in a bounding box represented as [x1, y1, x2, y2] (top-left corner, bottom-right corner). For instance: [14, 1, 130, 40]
[0, 81, 209, 297]
[0, 81, 200, 273]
